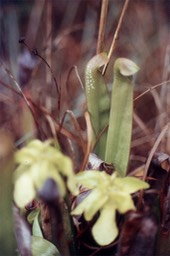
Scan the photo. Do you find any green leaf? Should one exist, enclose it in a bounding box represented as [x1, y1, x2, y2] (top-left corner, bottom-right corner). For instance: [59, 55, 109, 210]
[0, 132, 16, 255]
[85, 53, 110, 158]
[28, 210, 43, 238]
[115, 58, 139, 76]
[27, 209, 40, 225]
[32, 215, 43, 238]
[105, 58, 139, 176]
[32, 236, 60, 256]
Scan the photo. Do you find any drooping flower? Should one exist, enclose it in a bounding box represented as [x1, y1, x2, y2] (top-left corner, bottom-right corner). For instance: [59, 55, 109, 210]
[71, 171, 149, 246]
[14, 139, 78, 208]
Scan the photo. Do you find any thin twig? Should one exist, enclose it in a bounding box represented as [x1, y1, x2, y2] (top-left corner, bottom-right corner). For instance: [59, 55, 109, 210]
[45, 0, 52, 87]
[96, 0, 109, 55]
[133, 111, 151, 136]
[33, 48, 61, 119]
[0, 79, 20, 96]
[134, 79, 170, 101]
[142, 122, 170, 181]
[32, 49, 60, 95]
[25, 0, 45, 48]
[29, 101, 80, 143]
[19, 40, 61, 118]
[80, 112, 93, 170]
[59, 110, 86, 154]
[45, 115, 57, 140]
[0, 61, 48, 139]
[160, 33, 170, 127]
[66, 65, 84, 91]
[131, 134, 156, 149]
[0, 62, 31, 108]
[102, 0, 129, 75]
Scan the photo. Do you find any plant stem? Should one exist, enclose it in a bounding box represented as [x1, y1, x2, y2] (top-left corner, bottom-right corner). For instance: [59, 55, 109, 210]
[143, 122, 170, 181]
[0, 132, 16, 255]
[40, 199, 71, 256]
[96, 0, 109, 54]
[102, 0, 129, 75]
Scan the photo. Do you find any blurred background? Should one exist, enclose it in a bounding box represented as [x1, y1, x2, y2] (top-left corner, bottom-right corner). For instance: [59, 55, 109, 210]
[0, 0, 170, 171]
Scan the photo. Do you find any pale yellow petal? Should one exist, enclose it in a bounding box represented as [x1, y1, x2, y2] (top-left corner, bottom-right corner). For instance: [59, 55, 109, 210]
[75, 171, 107, 189]
[71, 195, 89, 216]
[26, 140, 44, 150]
[92, 204, 118, 246]
[53, 152, 72, 172]
[48, 153, 77, 195]
[84, 190, 108, 221]
[14, 164, 29, 181]
[14, 173, 35, 208]
[71, 189, 104, 220]
[110, 191, 135, 213]
[66, 177, 79, 196]
[114, 176, 149, 194]
[30, 161, 48, 188]
[49, 170, 66, 197]
[15, 148, 37, 165]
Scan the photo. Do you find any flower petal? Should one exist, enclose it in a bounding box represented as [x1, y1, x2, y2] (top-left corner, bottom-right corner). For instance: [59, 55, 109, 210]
[14, 173, 35, 208]
[92, 203, 118, 246]
[110, 191, 135, 213]
[15, 148, 37, 165]
[30, 161, 48, 188]
[114, 176, 149, 193]
[50, 153, 78, 195]
[30, 161, 67, 197]
[75, 171, 108, 189]
[71, 195, 89, 216]
[49, 170, 66, 197]
[14, 164, 29, 181]
[66, 176, 79, 196]
[72, 189, 106, 221]
[27, 140, 44, 150]
[84, 190, 108, 221]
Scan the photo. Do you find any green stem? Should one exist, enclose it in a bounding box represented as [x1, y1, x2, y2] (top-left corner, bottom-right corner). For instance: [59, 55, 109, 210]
[64, 194, 78, 256]
[0, 132, 16, 255]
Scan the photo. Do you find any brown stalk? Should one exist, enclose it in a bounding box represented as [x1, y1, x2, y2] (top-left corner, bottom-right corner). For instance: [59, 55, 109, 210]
[25, 0, 45, 48]
[45, 0, 52, 87]
[102, 0, 130, 75]
[131, 135, 156, 149]
[160, 34, 170, 143]
[80, 112, 93, 170]
[133, 111, 151, 137]
[0, 62, 31, 108]
[59, 110, 86, 155]
[29, 101, 80, 143]
[142, 122, 170, 181]
[134, 79, 170, 101]
[66, 65, 84, 91]
[96, 0, 109, 55]
[0, 79, 20, 96]
[45, 0, 53, 113]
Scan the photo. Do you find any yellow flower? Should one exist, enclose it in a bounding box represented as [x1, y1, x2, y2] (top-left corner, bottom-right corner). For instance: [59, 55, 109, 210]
[14, 139, 78, 208]
[71, 171, 149, 246]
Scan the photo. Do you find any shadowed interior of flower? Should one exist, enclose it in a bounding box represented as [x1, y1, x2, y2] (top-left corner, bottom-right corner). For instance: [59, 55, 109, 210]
[71, 171, 149, 246]
[13, 139, 78, 208]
